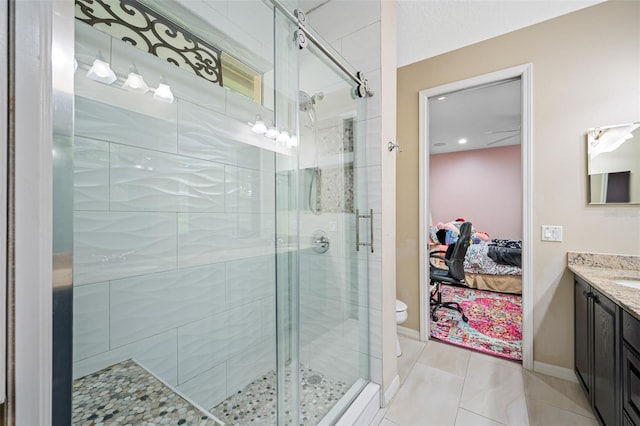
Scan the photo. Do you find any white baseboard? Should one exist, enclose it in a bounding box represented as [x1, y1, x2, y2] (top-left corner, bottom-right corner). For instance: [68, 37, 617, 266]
[533, 361, 578, 383]
[383, 374, 400, 407]
[397, 325, 420, 340]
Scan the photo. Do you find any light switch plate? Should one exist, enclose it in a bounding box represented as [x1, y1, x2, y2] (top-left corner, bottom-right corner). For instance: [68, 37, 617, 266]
[541, 225, 563, 242]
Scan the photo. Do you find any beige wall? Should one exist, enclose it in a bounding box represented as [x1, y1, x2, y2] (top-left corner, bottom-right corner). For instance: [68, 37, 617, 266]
[397, 0, 640, 369]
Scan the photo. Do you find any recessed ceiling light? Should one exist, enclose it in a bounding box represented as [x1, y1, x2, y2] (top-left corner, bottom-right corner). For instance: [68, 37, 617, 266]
[437, 96, 446, 101]
[458, 138, 467, 144]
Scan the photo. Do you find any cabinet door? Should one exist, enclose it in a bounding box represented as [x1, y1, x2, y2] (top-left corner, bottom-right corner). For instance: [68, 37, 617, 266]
[624, 412, 635, 426]
[575, 277, 592, 397]
[593, 289, 619, 426]
[623, 343, 640, 425]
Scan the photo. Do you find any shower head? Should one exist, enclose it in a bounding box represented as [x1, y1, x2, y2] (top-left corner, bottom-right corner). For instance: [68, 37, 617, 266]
[311, 92, 324, 103]
[299, 91, 313, 112]
[299, 90, 324, 112]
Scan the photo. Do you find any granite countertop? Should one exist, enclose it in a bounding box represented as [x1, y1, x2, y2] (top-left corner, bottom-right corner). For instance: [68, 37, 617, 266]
[568, 252, 640, 320]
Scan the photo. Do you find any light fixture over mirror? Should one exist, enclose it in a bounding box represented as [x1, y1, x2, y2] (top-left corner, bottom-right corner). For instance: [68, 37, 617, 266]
[153, 79, 174, 103]
[587, 122, 640, 204]
[122, 65, 149, 94]
[86, 55, 116, 85]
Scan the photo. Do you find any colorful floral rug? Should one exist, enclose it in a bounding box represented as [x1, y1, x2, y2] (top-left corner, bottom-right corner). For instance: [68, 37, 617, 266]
[430, 284, 522, 361]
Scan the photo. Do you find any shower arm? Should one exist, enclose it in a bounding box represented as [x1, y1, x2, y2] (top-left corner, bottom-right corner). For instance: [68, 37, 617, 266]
[268, 0, 374, 98]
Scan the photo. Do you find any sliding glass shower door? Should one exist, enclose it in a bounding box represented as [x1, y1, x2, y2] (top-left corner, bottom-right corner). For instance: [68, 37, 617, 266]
[57, 1, 371, 425]
[293, 30, 371, 424]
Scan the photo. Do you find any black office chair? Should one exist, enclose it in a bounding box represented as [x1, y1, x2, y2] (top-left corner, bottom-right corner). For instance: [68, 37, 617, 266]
[429, 221, 472, 322]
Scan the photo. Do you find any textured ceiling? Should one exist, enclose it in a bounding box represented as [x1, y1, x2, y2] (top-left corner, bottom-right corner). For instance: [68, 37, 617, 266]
[396, 0, 606, 67]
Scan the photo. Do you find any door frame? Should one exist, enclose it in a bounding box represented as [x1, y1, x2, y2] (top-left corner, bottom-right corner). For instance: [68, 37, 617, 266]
[418, 64, 533, 370]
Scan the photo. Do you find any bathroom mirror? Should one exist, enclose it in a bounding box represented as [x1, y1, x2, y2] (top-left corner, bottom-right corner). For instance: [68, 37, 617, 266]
[587, 122, 640, 204]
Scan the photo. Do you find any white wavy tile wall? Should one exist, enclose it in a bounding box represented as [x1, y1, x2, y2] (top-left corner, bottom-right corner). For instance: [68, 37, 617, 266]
[72, 34, 278, 409]
[225, 256, 275, 309]
[110, 144, 226, 212]
[176, 212, 274, 268]
[75, 96, 178, 154]
[177, 312, 228, 384]
[72, 329, 179, 385]
[178, 100, 268, 171]
[110, 264, 226, 348]
[225, 165, 264, 213]
[73, 282, 109, 361]
[226, 336, 276, 398]
[74, 211, 178, 284]
[176, 363, 227, 411]
[74, 137, 109, 211]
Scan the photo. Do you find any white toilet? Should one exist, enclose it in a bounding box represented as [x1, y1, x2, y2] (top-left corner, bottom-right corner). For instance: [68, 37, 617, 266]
[396, 299, 408, 356]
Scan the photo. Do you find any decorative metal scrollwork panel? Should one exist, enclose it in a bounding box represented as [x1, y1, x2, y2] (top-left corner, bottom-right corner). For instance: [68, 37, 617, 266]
[75, 0, 223, 86]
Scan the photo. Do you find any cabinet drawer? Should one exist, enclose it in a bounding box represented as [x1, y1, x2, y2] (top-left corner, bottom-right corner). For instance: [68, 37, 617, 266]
[624, 311, 640, 352]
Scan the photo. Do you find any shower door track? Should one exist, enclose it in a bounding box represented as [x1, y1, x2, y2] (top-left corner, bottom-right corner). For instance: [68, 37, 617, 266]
[268, 0, 374, 98]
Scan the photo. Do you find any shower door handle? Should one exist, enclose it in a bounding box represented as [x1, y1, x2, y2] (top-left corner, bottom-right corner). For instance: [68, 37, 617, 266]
[355, 209, 374, 253]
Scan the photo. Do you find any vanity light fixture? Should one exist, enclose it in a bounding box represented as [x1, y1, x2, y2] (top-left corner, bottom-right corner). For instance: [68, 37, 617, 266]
[153, 79, 174, 103]
[251, 115, 268, 134]
[458, 138, 468, 145]
[122, 65, 149, 94]
[86, 55, 117, 85]
[265, 122, 279, 140]
[288, 135, 298, 147]
[277, 130, 290, 144]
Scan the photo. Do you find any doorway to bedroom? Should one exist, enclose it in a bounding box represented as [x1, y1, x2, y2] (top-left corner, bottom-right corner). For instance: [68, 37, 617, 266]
[418, 65, 533, 368]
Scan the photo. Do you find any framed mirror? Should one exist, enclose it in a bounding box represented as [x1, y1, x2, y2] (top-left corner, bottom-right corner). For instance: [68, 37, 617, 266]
[587, 122, 640, 204]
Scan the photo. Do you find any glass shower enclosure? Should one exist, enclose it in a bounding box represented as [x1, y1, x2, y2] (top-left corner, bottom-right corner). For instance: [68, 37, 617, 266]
[55, 0, 372, 424]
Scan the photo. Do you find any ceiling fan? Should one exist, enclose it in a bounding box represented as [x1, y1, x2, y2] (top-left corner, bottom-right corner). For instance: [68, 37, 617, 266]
[486, 128, 521, 146]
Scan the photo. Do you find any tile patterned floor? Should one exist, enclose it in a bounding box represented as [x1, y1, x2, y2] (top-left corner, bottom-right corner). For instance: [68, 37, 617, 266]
[381, 336, 597, 426]
[72, 359, 219, 426]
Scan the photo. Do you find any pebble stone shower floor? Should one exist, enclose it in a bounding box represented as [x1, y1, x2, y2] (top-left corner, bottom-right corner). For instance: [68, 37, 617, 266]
[211, 365, 351, 425]
[72, 360, 218, 426]
[73, 359, 351, 425]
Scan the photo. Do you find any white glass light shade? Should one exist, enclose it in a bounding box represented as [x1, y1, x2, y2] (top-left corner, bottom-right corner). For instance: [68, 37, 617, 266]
[122, 71, 149, 94]
[265, 125, 279, 140]
[251, 115, 268, 134]
[288, 135, 298, 147]
[277, 130, 290, 144]
[153, 83, 174, 103]
[86, 58, 117, 84]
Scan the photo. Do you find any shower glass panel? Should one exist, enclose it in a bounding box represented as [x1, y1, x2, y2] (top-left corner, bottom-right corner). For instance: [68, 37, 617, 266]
[296, 33, 370, 423]
[63, 0, 369, 424]
[70, 1, 283, 424]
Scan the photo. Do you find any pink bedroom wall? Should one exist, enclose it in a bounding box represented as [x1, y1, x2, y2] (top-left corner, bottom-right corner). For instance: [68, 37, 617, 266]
[430, 144, 522, 239]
